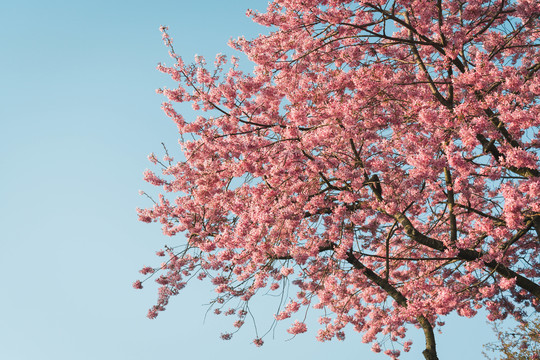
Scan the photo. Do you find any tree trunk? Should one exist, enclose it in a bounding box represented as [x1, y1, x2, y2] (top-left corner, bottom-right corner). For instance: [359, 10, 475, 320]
[417, 315, 439, 360]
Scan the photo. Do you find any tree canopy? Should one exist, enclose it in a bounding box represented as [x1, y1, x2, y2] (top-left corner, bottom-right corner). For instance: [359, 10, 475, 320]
[136, 1, 540, 359]
[483, 315, 540, 360]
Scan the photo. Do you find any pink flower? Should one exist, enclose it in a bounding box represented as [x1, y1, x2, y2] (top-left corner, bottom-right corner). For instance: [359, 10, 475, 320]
[139, 266, 154, 275]
[287, 321, 307, 335]
[147, 308, 158, 319]
[233, 320, 244, 328]
[280, 267, 294, 276]
[403, 341, 413, 352]
[270, 282, 280, 290]
[220, 333, 232, 340]
[147, 153, 158, 164]
[499, 277, 517, 290]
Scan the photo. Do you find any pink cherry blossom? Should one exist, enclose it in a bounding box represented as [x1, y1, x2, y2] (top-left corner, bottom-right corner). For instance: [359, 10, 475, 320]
[253, 338, 264, 347]
[287, 320, 307, 335]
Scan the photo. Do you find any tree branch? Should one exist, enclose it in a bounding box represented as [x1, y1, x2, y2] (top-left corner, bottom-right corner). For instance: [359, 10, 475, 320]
[392, 212, 540, 299]
[345, 251, 439, 360]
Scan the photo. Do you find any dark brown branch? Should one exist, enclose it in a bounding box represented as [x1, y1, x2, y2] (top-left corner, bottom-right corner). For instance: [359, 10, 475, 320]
[345, 251, 439, 360]
[405, 12, 452, 108]
[532, 215, 540, 242]
[385, 221, 398, 281]
[444, 167, 457, 242]
[357, 252, 459, 261]
[454, 202, 506, 226]
[364, 2, 466, 72]
[392, 212, 540, 299]
[476, 133, 540, 178]
[470, 0, 507, 41]
[501, 221, 534, 251]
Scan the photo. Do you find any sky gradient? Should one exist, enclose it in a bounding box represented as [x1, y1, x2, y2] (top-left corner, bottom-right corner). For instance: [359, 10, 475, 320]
[1, 1, 501, 359]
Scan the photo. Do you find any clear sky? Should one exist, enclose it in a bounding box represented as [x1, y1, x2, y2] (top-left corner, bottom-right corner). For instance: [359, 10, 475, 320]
[0, 1, 500, 359]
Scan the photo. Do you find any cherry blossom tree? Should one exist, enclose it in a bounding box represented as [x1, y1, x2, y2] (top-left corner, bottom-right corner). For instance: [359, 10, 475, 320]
[135, 1, 540, 359]
[483, 314, 540, 360]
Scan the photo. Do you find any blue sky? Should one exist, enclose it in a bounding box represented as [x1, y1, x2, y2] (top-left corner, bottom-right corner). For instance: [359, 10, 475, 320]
[1, 1, 500, 359]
